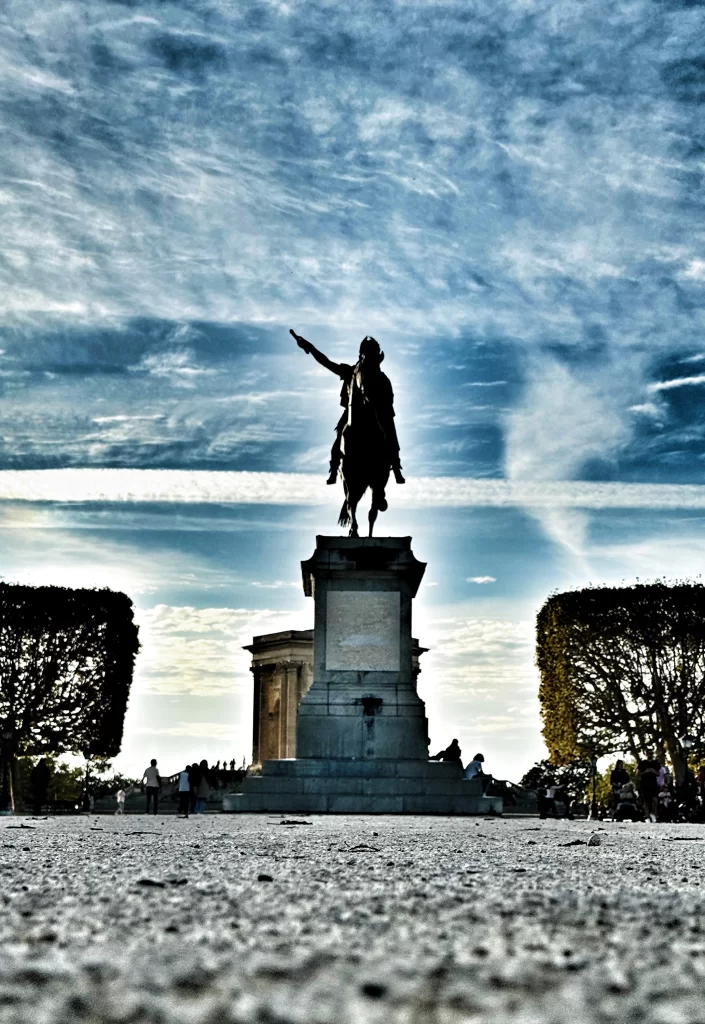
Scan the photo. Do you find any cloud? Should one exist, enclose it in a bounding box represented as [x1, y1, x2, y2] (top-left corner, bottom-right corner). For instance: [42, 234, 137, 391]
[466, 576, 496, 584]
[648, 375, 705, 392]
[135, 604, 310, 695]
[251, 580, 300, 589]
[4, 468, 705, 512]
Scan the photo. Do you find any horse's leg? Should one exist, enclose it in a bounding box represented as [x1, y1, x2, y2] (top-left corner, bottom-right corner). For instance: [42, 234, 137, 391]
[349, 488, 361, 537]
[348, 479, 367, 538]
[368, 470, 390, 536]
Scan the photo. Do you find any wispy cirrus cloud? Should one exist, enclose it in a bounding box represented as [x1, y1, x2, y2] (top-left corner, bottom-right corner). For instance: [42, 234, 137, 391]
[648, 375, 705, 392]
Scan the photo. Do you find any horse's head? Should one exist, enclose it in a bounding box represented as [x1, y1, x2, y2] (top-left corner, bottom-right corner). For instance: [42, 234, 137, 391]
[359, 336, 384, 365]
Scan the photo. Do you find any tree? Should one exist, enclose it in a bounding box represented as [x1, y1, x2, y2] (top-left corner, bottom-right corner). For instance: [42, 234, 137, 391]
[519, 758, 593, 796]
[536, 582, 705, 783]
[0, 584, 140, 810]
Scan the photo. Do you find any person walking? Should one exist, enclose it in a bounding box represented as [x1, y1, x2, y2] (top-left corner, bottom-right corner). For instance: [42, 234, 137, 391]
[115, 788, 126, 815]
[142, 758, 161, 815]
[177, 766, 191, 818]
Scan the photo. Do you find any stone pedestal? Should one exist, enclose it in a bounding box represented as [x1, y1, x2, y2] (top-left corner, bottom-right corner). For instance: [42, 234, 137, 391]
[224, 537, 502, 816]
[296, 537, 429, 762]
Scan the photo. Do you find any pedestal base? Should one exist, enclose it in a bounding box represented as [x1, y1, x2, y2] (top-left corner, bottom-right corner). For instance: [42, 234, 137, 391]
[222, 759, 503, 815]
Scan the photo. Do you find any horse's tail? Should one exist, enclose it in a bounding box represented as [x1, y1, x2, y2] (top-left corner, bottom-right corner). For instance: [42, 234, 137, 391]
[338, 500, 351, 527]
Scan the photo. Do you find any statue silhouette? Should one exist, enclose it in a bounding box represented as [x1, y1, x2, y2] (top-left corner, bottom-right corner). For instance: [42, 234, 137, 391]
[291, 329, 405, 537]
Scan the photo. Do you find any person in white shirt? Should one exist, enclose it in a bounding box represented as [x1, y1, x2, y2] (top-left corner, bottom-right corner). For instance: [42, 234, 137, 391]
[177, 766, 191, 818]
[142, 759, 161, 815]
[115, 788, 126, 815]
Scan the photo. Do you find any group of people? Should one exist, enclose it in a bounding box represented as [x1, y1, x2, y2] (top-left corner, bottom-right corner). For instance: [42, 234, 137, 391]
[610, 757, 705, 823]
[429, 739, 487, 781]
[176, 761, 212, 818]
[136, 757, 222, 817]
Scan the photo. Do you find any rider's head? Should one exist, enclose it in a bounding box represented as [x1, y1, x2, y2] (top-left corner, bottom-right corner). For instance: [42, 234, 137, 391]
[359, 335, 384, 364]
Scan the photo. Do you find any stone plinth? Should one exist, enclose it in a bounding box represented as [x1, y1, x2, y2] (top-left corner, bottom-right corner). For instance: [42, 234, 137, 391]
[296, 537, 429, 761]
[225, 537, 503, 816]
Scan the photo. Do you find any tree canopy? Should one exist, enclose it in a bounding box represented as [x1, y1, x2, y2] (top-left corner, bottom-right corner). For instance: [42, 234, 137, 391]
[536, 582, 705, 782]
[0, 583, 140, 760]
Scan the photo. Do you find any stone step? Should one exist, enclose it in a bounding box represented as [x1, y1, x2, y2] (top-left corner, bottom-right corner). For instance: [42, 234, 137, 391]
[222, 791, 502, 815]
[244, 775, 486, 797]
[259, 758, 466, 780]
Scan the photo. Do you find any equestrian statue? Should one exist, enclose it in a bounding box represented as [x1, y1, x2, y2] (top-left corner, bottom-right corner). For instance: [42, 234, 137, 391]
[290, 329, 405, 537]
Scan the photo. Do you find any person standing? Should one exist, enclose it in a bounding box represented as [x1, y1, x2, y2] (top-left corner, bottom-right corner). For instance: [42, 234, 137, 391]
[142, 758, 161, 815]
[115, 788, 126, 815]
[196, 759, 211, 813]
[638, 753, 659, 822]
[188, 763, 201, 815]
[177, 766, 191, 818]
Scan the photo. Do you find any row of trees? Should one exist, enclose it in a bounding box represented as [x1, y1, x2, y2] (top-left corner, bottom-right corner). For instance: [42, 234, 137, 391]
[537, 582, 705, 784]
[0, 584, 139, 811]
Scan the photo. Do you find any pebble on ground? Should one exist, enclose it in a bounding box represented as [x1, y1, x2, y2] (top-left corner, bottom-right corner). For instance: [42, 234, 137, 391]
[2, 814, 705, 1023]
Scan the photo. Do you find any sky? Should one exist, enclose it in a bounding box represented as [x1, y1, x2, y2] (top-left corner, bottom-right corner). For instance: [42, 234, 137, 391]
[2, 0, 705, 783]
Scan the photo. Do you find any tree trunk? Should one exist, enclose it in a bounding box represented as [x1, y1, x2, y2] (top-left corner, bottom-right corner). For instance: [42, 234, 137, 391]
[666, 738, 687, 785]
[0, 751, 14, 813]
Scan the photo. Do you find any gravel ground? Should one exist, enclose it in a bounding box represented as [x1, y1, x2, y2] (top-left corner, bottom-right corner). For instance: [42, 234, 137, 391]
[2, 814, 705, 1024]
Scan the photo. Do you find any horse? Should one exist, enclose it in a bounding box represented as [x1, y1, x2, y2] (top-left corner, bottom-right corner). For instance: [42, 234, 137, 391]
[336, 397, 391, 538]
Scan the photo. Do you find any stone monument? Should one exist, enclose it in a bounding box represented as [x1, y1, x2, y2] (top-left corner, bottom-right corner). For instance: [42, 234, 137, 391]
[224, 536, 501, 814]
[222, 330, 502, 814]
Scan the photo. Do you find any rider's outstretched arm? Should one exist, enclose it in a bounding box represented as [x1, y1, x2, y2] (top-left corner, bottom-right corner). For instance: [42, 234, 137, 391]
[290, 329, 342, 375]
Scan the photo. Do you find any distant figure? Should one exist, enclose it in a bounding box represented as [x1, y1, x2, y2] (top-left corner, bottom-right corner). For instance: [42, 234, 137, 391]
[229, 758, 236, 773]
[657, 773, 677, 822]
[189, 762, 201, 815]
[115, 788, 126, 815]
[430, 739, 462, 764]
[538, 776, 557, 818]
[464, 753, 485, 780]
[30, 758, 51, 815]
[177, 766, 191, 818]
[196, 759, 211, 814]
[142, 758, 161, 815]
[680, 769, 698, 819]
[610, 760, 629, 791]
[291, 329, 405, 537]
[638, 753, 660, 822]
[615, 782, 640, 822]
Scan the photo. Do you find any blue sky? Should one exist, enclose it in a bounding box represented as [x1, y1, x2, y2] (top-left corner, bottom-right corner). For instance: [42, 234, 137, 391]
[2, 0, 705, 782]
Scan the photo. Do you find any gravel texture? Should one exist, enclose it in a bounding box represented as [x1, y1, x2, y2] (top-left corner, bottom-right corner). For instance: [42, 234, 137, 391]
[2, 814, 705, 1023]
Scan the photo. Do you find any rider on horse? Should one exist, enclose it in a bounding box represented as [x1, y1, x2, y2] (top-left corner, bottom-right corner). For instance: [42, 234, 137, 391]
[291, 329, 405, 535]
[291, 330, 405, 485]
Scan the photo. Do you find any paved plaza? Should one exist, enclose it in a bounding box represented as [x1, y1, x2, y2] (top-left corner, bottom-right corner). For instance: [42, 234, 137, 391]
[2, 813, 705, 1023]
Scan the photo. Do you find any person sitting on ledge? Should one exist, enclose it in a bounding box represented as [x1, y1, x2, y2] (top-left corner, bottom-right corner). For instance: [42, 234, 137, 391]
[464, 753, 485, 779]
[430, 738, 462, 764]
